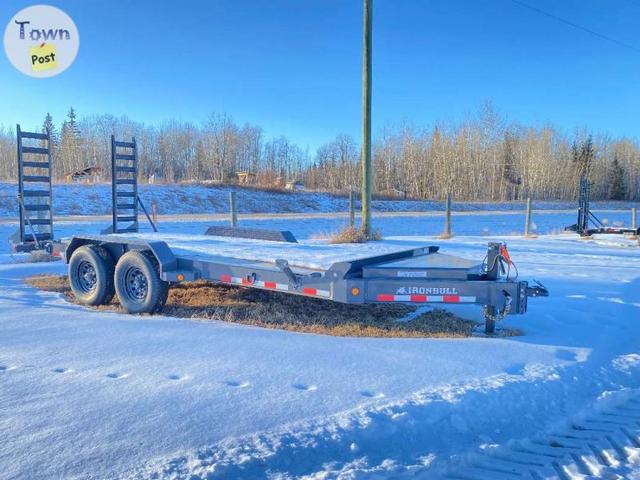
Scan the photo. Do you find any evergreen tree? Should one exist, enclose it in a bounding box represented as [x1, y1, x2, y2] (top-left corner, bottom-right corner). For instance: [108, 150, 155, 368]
[41, 112, 58, 145]
[573, 135, 595, 178]
[609, 155, 626, 200]
[60, 107, 81, 173]
[42, 112, 54, 135]
[66, 107, 78, 135]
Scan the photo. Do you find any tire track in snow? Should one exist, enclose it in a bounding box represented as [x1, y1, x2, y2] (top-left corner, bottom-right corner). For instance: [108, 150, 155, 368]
[127, 355, 640, 480]
[442, 391, 640, 480]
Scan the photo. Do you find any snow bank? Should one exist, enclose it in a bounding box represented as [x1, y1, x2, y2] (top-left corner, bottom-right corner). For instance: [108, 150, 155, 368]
[2, 181, 638, 217]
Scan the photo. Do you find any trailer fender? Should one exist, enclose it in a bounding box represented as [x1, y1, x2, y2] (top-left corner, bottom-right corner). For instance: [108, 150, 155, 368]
[65, 235, 178, 276]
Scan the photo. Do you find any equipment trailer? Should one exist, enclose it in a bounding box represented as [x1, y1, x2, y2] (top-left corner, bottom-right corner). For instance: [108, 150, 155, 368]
[566, 176, 640, 237]
[65, 234, 547, 334]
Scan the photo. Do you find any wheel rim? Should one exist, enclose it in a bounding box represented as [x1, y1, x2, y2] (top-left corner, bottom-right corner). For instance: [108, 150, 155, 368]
[76, 260, 97, 293]
[124, 267, 148, 302]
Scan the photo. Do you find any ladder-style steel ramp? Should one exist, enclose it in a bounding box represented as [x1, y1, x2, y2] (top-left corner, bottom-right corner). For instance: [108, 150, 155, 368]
[110, 135, 139, 234]
[15, 124, 54, 252]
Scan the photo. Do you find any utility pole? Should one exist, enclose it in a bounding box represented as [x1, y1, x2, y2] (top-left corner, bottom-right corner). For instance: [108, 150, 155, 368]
[361, 0, 373, 238]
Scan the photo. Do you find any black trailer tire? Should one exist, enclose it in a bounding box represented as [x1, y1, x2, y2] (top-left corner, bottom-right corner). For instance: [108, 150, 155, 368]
[114, 251, 168, 314]
[69, 245, 115, 306]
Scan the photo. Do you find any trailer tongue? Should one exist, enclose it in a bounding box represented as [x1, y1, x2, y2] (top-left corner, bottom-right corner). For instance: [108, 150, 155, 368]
[65, 234, 547, 334]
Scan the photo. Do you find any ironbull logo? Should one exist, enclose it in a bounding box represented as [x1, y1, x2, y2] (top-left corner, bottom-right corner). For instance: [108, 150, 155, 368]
[396, 286, 458, 295]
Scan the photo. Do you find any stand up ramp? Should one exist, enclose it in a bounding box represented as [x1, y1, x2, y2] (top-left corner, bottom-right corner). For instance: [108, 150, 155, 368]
[15, 124, 54, 251]
[110, 135, 139, 233]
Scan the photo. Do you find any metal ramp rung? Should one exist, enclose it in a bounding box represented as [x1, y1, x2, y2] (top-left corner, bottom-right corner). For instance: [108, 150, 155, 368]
[115, 166, 136, 173]
[19, 131, 47, 140]
[22, 175, 50, 183]
[22, 161, 50, 169]
[23, 204, 50, 211]
[116, 192, 136, 197]
[114, 140, 135, 148]
[115, 154, 136, 161]
[116, 179, 136, 185]
[27, 218, 52, 226]
[21, 146, 49, 155]
[116, 203, 136, 209]
[117, 216, 136, 222]
[23, 232, 52, 241]
[23, 190, 50, 197]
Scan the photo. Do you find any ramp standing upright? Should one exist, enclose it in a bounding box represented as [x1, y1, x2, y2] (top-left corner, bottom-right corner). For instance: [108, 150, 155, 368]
[15, 124, 54, 252]
[110, 135, 139, 233]
[576, 175, 590, 234]
[565, 175, 639, 236]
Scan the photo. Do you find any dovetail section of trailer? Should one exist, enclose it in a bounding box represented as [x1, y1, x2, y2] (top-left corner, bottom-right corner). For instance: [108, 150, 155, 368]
[174, 256, 336, 300]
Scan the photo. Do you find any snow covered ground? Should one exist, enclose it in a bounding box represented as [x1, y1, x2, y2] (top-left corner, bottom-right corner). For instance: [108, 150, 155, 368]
[1, 181, 639, 217]
[1, 215, 639, 479]
[0, 209, 639, 256]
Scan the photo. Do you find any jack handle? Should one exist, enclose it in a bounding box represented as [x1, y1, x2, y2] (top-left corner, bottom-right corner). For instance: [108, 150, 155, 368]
[526, 279, 549, 297]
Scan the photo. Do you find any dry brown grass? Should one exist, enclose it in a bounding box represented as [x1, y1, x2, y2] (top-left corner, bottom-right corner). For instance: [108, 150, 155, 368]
[329, 226, 382, 244]
[25, 275, 476, 338]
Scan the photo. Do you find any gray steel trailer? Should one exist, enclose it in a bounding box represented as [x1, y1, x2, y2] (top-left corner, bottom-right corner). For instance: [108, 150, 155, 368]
[65, 234, 547, 334]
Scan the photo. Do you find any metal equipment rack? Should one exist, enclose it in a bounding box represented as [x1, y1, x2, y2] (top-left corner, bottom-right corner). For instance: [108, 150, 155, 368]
[65, 234, 547, 334]
[13, 124, 54, 252]
[566, 176, 640, 237]
[104, 135, 157, 234]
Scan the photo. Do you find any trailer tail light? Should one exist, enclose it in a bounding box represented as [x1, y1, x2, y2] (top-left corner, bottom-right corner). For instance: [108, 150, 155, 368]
[177, 273, 185, 282]
[351, 287, 360, 296]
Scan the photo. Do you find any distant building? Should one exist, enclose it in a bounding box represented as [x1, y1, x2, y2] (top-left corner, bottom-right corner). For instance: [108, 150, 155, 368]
[236, 171, 257, 184]
[285, 180, 305, 191]
[64, 166, 103, 183]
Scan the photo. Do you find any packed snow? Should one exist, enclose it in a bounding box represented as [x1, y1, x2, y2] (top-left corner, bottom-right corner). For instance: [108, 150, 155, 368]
[0, 214, 639, 479]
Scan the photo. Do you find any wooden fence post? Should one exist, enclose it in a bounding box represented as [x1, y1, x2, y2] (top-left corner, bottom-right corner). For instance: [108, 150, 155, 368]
[440, 193, 452, 239]
[229, 191, 237, 227]
[524, 197, 533, 237]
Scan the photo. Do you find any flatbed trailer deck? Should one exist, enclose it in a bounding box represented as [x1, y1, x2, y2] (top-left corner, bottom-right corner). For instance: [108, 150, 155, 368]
[65, 233, 547, 334]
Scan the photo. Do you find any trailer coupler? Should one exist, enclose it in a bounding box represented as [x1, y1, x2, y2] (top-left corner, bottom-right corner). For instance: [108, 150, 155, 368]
[526, 280, 549, 298]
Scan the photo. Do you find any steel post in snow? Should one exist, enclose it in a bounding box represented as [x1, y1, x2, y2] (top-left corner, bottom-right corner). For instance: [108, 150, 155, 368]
[229, 192, 238, 227]
[524, 197, 532, 237]
[633, 207, 637, 231]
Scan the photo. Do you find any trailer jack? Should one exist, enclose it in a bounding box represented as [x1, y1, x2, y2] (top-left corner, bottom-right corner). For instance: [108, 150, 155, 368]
[483, 290, 512, 334]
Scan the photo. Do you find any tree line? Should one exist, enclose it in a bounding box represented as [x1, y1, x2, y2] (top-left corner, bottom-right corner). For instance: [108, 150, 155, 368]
[0, 104, 638, 201]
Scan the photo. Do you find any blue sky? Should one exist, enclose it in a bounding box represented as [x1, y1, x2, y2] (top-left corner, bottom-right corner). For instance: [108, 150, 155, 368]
[1, 0, 639, 151]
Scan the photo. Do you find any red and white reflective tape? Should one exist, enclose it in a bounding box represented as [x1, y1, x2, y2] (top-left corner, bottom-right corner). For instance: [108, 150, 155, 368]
[301, 287, 331, 298]
[376, 294, 476, 303]
[219, 275, 289, 292]
[219, 275, 330, 298]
